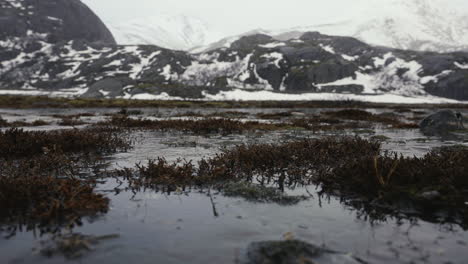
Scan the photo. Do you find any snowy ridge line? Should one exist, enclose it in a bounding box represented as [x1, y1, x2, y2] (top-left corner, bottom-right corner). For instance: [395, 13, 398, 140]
[189, 0, 468, 54]
[2, 26, 468, 101]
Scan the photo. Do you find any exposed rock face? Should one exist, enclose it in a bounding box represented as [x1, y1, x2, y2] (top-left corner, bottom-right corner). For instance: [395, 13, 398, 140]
[242, 240, 361, 264]
[1, 1, 468, 101]
[81, 77, 134, 99]
[0, 0, 115, 44]
[420, 110, 465, 135]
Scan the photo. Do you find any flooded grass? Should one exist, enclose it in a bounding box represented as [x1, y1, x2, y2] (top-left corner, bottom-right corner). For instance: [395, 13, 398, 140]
[0, 127, 130, 159]
[57, 117, 87, 127]
[98, 116, 291, 134]
[0, 127, 131, 236]
[98, 114, 401, 135]
[0, 116, 51, 127]
[119, 136, 468, 227]
[0, 171, 109, 235]
[118, 137, 380, 192]
[322, 145, 468, 227]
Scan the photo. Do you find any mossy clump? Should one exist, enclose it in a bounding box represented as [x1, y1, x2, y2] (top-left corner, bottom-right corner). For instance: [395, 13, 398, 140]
[0, 172, 109, 233]
[0, 116, 8, 126]
[0, 127, 130, 159]
[117, 108, 143, 116]
[52, 113, 95, 119]
[122, 136, 468, 226]
[120, 137, 380, 192]
[99, 116, 285, 135]
[0, 117, 51, 127]
[124, 158, 196, 191]
[0, 127, 130, 235]
[325, 145, 468, 200]
[58, 117, 86, 127]
[315, 145, 468, 227]
[99, 115, 377, 134]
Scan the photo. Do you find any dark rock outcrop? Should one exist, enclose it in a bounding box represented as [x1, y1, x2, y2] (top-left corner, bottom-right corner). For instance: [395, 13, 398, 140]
[420, 110, 465, 135]
[81, 77, 134, 99]
[0, 0, 115, 44]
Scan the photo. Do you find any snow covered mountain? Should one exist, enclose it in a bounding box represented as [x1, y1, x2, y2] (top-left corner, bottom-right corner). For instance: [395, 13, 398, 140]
[2, 0, 468, 103]
[196, 0, 468, 53]
[296, 0, 468, 52]
[108, 13, 222, 51]
[99, 0, 468, 53]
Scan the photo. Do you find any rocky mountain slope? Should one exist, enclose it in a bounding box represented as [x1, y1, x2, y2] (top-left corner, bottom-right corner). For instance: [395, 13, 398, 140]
[0, 0, 115, 44]
[1, 0, 468, 102]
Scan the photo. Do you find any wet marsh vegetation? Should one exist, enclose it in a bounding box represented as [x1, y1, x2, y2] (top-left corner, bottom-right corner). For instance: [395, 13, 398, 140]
[0, 99, 468, 264]
[0, 127, 130, 237]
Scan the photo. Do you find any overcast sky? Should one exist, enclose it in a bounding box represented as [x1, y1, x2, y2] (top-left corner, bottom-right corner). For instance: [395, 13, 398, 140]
[82, 0, 468, 35]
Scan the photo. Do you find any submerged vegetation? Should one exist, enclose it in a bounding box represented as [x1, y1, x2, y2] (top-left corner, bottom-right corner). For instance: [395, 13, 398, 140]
[0, 127, 130, 159]
[0, 128, 130, 236]
[97, 108, 418, 135]
[119, 136, 468, 227]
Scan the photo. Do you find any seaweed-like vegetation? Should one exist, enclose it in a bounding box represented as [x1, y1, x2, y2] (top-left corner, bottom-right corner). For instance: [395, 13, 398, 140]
[0, 127, 129, 159]
[95, 107, 418, 136]
[119, 137, 380, 193]
[99, 116, 289, 134]
[0, 116, 50, 127]
[321, 145, 468, 227]
[117, 108, 143, 116]
[57, 117, 86, 127]
[0, 127, 130, 236]
[0, 171, 109, 234]
[323, 109, 419, 128]
[121, 137, 468, 227]
[98, 114, 377, 135]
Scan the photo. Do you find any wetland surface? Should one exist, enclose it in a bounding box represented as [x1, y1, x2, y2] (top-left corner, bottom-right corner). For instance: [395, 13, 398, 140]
[1, 105, 468, 264]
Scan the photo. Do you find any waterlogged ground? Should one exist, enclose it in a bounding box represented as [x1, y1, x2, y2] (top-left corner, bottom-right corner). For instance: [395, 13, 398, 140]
[1, 107, 468, 264]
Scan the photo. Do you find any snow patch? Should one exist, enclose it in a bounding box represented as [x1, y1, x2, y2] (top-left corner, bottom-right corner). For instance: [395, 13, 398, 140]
[261, 52, 284, 68]
[454, 62, 468, 69]
[258, 42, 286, 48]
[341, 54, 359, 61]
[130, 92, 184, 101]
[317, 54, 425, 97]
[319, 44, 335, 54]
[420, 70, 453, 84]
[203, 89, 462, 104]
[161, 65, 179, 81]
[46, 16, 62, 22]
